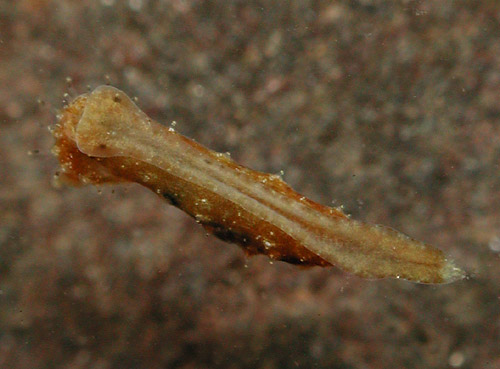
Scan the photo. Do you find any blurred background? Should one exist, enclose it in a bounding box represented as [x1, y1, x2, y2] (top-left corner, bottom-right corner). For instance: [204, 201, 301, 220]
[1, 1, 499, 368]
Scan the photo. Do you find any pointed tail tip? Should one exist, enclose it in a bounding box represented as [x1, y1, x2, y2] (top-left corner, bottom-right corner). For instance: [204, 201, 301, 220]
[440, 259, 467, 284]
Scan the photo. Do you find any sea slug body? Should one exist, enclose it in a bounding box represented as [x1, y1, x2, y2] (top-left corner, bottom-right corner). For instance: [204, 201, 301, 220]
[52, 85, 465, 284]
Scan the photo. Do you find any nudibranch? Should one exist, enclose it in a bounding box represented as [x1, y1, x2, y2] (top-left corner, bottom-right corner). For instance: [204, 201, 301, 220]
[51, 85, 465, 284]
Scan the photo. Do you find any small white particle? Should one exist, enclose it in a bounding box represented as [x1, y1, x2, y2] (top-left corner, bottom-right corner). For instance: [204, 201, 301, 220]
[488, 235, 500, 252]
[193, 84, 205, 97]
[449, 351, 465, 368]
[128, 0, 143, 11]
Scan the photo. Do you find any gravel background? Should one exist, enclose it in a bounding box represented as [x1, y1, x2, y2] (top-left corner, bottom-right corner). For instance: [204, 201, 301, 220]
[1, 1, 499, 368]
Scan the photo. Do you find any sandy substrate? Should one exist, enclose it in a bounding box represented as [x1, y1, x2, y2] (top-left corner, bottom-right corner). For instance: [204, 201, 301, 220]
[1, 1, 499, 368]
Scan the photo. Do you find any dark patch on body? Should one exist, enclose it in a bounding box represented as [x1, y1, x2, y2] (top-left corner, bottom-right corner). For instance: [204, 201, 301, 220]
[200, 220, 252, 246]
[162, 192, 179, 207]
[196, 220, 328, 266]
